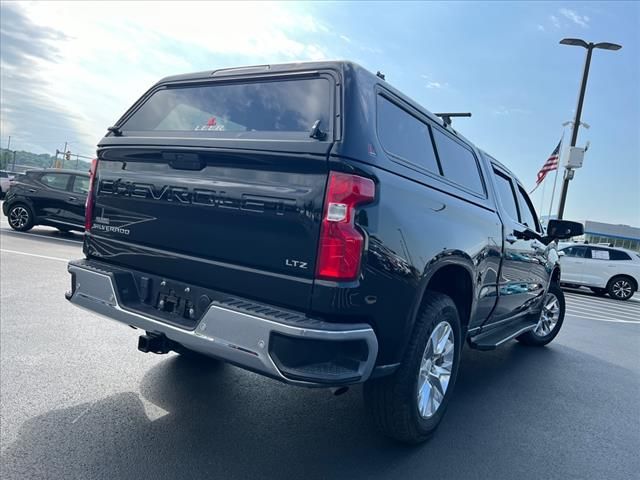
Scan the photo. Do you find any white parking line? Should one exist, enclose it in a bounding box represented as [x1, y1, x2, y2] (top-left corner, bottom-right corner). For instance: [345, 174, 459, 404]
[565, 292, 640, 306]
[566, 313, 640, 325]
[567, 301, 640, 320]
[566, 306, 634, 323]
[0, 248, 69, 262]
[0, 228, 83, 245]
[564, 289, 640, 303]
[564, 289, 640, 324]
[565, 300, 640, 318]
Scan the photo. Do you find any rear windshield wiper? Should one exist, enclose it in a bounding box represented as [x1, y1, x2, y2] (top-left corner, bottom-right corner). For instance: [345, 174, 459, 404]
[309, 120, 327, 140]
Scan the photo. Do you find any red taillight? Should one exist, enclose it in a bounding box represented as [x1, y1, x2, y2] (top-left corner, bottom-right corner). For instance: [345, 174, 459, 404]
[84, 158, 98, 231]
[316, 172, 375, 281]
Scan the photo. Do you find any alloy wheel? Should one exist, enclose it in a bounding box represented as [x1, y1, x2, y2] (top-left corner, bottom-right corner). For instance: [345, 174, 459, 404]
[9, 206, 29, 229]
[534, 291, 560, 337]
[417, 321, 454, 419]
[612, 279, 633, 300]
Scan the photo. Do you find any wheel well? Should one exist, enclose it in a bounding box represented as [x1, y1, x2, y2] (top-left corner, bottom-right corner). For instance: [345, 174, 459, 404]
[8, 201, 32, 213]
[423, 265, 473, 332]
[607, 274, 638, 291]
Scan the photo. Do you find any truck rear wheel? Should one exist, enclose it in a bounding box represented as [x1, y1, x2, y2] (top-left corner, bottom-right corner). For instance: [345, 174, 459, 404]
[517, 283, 565, 346]
[364, 291, 462, 444]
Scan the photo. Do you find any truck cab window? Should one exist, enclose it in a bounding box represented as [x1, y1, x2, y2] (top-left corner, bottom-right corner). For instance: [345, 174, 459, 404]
[492, 169, 519, 222]
[515, 185, 541, 232]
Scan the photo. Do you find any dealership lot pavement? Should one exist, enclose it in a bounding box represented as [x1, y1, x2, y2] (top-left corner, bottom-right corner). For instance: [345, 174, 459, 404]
[1, 221, 639, 480]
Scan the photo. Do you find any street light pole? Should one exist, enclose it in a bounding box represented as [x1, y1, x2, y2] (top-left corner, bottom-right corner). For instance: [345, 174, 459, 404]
[556, 38, 622, 219]
[557, 45, 593, 219]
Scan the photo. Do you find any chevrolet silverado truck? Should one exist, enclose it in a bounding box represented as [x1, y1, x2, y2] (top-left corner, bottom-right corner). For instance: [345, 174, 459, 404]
[65, 61, 582, 443]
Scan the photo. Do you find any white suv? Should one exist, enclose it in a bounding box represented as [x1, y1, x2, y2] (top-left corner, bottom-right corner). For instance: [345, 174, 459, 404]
[559, 243, 640, 301]
[0, 170, 11, 198]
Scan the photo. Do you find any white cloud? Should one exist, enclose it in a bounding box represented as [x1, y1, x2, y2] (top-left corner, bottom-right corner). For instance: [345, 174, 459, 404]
[421, 74, 448, 89]
[549, 15, 561, 29]
[492, 106, 530, 116]
[3, 1, 333, 154]
[559, 8, 590, 28]
[420, 73, 449, 88]
[339, 34, 352, 43]
[537, 24, 546, 32]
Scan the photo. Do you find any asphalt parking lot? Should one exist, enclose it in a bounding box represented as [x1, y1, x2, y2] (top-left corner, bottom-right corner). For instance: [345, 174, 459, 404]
[1, 219, 639, 480]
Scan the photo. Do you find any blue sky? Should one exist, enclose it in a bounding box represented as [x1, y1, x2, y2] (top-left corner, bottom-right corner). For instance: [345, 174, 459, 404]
[1, 1, 638, 225]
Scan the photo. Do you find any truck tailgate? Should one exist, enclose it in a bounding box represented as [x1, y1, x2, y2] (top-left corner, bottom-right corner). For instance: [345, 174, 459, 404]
[85, 147, 328, 311]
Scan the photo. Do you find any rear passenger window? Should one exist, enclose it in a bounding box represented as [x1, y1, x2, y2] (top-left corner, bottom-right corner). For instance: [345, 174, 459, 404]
[588, 248, 610, 260]
[376, 95, 440, 174]
[492, 170, 519, 221]
[562, 246, 587, 258]
[40, 174, 71, 191]
[432, 129, 484, 195]
[609, 250, 631, 261]
[72, 176, 90, 194]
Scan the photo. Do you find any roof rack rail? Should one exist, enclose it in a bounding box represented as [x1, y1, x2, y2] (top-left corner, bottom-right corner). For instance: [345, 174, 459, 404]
[434, 112, 472, 127]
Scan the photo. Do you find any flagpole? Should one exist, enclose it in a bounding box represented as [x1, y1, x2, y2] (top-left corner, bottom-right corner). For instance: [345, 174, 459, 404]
[547, 130, 566, 219]
[538, 174, 547, 219]
[547, 164, 560, 219]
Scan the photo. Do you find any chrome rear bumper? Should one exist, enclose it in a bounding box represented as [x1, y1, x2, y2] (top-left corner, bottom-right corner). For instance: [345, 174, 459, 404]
[66, 260, 378, 386]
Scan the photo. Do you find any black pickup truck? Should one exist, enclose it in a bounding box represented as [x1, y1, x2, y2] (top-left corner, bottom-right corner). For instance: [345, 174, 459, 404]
[66, 61, 582, 443]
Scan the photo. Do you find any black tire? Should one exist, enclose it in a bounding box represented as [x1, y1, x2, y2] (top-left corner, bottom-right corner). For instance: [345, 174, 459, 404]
[7, 203, 34, 232]
[607, 275, 636, 301]
[364, 291, 462, 444]
[590, 287, 607, 296]
[517, 283, 565, 346]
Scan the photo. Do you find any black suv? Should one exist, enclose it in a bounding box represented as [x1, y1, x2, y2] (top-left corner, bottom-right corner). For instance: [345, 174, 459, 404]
[3, 169, 89, 232]
[65, 61, 582, 443]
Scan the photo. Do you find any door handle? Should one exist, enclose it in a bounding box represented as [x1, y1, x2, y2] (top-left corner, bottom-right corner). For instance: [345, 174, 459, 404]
[68, 196, 77, 202]
[506, 234, 517, 244]
[28, 188, 36, 193]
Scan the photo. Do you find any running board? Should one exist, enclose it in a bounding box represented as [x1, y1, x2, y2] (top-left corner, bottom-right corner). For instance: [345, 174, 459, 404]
[468, 318, 536, 350]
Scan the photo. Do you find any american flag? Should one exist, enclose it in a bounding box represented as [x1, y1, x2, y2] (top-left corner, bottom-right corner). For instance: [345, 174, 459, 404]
[533, 140, 561, 190]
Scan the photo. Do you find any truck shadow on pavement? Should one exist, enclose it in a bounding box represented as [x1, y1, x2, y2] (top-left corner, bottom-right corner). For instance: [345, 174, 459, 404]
[0, 226, 84, 244]
[2, 343, 637, 480]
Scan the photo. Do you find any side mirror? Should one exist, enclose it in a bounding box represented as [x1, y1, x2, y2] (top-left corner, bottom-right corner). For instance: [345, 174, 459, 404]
[546, 219, 584, 240]
[558, 250, 566, 257]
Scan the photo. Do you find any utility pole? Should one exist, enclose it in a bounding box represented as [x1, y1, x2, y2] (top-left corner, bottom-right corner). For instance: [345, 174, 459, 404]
[61, 141, 68, 169]
[5, 135, 11, 171]
[556, 38, 622, 219]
